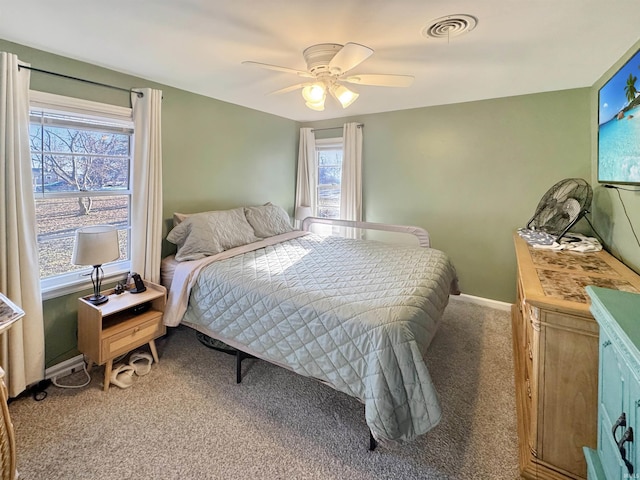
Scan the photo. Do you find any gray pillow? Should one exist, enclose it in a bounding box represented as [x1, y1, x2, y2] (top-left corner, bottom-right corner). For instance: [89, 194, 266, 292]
[172, 212, 191, 227]
[167, 208, 260, 261]
[244, 204, 293, 238]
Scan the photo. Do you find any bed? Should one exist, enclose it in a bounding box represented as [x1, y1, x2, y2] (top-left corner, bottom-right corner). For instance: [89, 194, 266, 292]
[161, 205, 459, 447]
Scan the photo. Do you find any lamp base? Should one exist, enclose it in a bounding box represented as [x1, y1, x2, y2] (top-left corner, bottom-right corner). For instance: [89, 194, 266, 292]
[87, 294, 108, 306]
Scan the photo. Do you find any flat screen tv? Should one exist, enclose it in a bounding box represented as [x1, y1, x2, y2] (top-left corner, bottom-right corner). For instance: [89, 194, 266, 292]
[598, 48, 640, 185]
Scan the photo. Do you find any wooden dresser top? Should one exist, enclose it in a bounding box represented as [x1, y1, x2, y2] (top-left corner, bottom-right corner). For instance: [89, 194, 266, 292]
[514, 233, 640, 315]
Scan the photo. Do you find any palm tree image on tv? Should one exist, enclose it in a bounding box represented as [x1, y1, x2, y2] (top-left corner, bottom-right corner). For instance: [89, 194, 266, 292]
[625, 73, 638, 105]
[598, 49, 640, 184]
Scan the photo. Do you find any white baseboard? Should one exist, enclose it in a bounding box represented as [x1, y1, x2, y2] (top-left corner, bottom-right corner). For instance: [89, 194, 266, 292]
[451, 293, 512, 312]
[45, 354, 85, 380]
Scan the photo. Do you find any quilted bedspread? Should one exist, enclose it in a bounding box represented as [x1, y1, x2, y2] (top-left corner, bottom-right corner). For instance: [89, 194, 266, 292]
[176, 233, 458, 444]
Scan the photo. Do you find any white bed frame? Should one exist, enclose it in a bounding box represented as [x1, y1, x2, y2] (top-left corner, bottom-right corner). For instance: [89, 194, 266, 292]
[301, 217, 431, 248]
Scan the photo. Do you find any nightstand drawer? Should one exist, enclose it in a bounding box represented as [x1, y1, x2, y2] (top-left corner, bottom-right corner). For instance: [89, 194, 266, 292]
[102, 314, 165, 360]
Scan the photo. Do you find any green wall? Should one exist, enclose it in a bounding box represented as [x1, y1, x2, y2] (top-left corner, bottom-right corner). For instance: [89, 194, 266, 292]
[590, 38, 640, 275]
[303, 89, 592, 302]
[0, 39, 298, 367]
[6, 35, 631, 367]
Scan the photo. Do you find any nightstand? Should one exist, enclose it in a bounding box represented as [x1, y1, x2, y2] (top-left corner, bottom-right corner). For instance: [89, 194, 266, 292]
[77, 280, 166, 391]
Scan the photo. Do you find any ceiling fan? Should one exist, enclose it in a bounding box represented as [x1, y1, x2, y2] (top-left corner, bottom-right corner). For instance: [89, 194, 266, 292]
[243, 42, 414, 111]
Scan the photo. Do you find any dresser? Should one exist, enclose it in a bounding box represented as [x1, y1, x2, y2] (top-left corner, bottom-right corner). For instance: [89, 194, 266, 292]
[512, 234, 640, 479]
[584, 286, 640, 479]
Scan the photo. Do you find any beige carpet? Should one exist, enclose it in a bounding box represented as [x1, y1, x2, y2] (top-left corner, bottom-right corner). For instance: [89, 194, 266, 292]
[9, 298, 519, 479]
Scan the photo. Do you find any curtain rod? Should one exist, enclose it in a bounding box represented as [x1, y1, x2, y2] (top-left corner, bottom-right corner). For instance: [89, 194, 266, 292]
[311, 123, 363, 132]
[18, 65, 144, 98]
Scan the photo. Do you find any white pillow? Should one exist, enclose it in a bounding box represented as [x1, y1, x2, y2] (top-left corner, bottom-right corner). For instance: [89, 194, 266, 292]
[244, 204, 293, 238]
[167, 208, 259, 261]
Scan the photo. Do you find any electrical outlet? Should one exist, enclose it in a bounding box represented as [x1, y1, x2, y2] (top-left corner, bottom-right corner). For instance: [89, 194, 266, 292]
[45, 354, 85, 380]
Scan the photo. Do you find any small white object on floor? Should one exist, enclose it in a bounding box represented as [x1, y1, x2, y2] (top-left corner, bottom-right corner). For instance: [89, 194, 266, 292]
[110, 364, 136, 389]
[129, 351, 153, 376]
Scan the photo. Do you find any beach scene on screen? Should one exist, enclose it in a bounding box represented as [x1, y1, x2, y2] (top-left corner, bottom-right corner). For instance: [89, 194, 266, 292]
[598, 49, 640, 184]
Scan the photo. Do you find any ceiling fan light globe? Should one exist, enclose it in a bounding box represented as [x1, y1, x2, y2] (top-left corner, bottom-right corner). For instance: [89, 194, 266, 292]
[305, 99, 325, 111]
[332, 84, 359, 108]
[302, 84, 326, 103]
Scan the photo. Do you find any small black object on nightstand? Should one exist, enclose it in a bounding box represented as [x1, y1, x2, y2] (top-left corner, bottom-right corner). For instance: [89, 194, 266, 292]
[131, 302, 150, 315]
[129, 273, 147, 294]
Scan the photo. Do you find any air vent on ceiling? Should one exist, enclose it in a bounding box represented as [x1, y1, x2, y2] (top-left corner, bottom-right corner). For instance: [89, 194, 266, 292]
[422, 14, 478, 39]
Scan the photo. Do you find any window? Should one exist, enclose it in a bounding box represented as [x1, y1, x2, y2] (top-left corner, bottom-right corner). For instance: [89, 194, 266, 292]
[29, 92, 134, 298]
[316, 137, 343, 219]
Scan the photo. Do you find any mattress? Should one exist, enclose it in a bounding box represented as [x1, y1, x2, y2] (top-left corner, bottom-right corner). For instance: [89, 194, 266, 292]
[164, 231, 458, 444]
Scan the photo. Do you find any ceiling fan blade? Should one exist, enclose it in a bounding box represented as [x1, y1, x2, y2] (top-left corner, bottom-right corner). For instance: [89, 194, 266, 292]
[242, 61, 314, 78]
[268, 83, 309, 95]
[342, 74, 414, 87]
[328, 43, 373, 74]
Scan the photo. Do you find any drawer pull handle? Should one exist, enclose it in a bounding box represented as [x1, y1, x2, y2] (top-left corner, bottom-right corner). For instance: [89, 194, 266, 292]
[612, 412, 627, 439]
[617, 427, 634, 475]
[603, 340, 612, 348]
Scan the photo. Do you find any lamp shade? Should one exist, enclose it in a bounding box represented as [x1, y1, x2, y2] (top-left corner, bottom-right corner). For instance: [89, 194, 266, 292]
[72, 225, 120, 266]
[295, 205, 313, 222]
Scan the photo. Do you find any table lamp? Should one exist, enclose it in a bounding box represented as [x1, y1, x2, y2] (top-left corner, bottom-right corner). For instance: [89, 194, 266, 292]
[72, 225, 120, 305]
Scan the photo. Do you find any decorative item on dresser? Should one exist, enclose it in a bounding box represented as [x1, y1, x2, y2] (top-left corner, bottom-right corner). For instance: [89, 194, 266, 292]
[77, 280, 166, 391]
[584, 286, 640, 480]
[512, 233, 640, 479]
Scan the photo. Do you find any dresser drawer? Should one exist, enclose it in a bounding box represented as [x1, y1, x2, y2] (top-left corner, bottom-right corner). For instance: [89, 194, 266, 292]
[101, 314, 164, 361]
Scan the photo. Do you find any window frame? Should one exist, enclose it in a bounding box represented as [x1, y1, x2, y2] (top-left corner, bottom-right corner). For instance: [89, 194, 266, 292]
[30, 91, 134, 300]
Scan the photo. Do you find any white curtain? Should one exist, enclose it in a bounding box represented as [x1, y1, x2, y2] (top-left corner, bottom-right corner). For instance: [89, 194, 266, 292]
[294, 128, 317, 228]
[0, 52, 45, 397]
[340, 123, 363, 237]
[131, 88, 163, 284]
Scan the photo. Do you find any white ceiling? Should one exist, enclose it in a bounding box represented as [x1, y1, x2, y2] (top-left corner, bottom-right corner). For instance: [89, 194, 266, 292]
[1, 0, 639, 122]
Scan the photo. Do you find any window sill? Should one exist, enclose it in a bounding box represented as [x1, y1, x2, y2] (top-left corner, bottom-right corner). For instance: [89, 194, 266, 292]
[41, 262, 130, 301]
